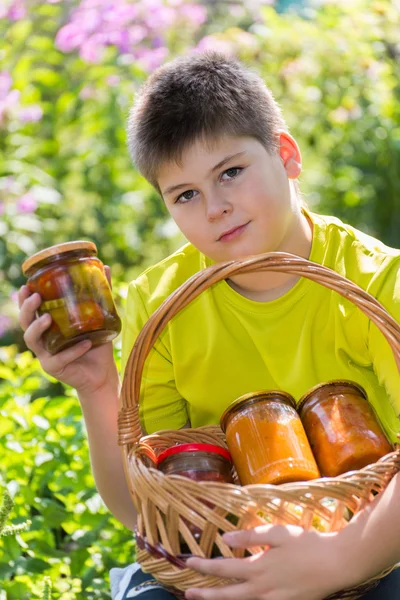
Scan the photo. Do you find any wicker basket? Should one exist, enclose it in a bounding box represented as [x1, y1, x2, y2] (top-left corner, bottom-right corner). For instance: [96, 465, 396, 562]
[118, 252, 400, 599]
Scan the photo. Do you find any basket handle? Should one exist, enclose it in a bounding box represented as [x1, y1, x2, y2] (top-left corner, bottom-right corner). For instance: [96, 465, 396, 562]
[118, 252, 400, 447]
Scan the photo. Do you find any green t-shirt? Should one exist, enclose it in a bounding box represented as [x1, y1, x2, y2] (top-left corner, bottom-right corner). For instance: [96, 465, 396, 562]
[122, 212, 400, 442]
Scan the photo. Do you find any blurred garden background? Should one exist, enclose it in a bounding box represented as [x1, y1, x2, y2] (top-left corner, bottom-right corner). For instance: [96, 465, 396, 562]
[0, 0, 399, 597]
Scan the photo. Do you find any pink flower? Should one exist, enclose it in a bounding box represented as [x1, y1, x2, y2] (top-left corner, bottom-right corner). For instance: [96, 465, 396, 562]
[144, 5, 175, 29]
[180, 4, 207, 26]
[195, 37, 235, 56]
[0, 315, 12, 338]
[80, 38, 103, 62]
[55, 23, 87, 52]
[0, 72, 12, 99]
[19, 105, 43, 123]
[0, 201, 4, 216]
[128, 25, 148, 46]
[0, 89, 21, 125]
[103, 3, 138, 24]
[79, 86, 96, 100]
[105, 29, 130, 53]
[7, 0, 26, 21]
[137, 47, 169, 72]
[16, 192, 37, 213]
[106, 75, 120, 87]
[1, 176, 16, 192]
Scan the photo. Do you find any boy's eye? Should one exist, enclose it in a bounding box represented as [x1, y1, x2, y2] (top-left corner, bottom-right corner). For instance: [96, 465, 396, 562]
[176, 189, 197, 204]
[221, 167, 242, 180]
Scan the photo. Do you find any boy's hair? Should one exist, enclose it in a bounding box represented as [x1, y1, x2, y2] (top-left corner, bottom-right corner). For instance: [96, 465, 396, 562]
[127, 52, 288, 192]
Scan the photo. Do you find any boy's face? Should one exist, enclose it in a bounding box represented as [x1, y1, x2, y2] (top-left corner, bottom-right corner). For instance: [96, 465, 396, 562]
[158, 134, 302, 263]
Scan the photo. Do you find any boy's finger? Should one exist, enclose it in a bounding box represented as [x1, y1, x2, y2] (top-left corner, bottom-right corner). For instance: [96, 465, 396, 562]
[47, 339, 92, 373]
[17, 285, 31, 309]
[18, 293, 42, 331]
[23, 313, 52, 356]
[186, 557, 250, 580]
[222, 525, 275, 549]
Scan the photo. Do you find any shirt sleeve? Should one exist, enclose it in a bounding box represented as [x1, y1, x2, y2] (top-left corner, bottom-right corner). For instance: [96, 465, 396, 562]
[367, 256, 400, 424]
[121, 281, 188, 434]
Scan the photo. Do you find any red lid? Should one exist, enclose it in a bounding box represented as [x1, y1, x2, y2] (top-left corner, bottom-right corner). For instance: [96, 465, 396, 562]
[157, 443, 232, 465]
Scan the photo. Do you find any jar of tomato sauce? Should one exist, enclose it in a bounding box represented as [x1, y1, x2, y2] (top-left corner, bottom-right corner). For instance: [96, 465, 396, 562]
[220, 391, 320, 485]
[298, 380, 393, 477]
[22, 241, 121, 354]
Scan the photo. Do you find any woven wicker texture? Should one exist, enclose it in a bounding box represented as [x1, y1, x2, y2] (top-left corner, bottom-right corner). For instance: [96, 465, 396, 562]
[118, 253, 400, 598]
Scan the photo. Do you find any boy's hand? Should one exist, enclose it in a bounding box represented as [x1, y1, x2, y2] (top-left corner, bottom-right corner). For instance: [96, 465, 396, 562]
[185, 524, 355, 600]
[18, 266, 118, 396]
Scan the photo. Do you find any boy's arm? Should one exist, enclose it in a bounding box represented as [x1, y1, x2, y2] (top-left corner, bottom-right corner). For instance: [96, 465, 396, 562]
[332, 471, 400, 585]
[78, 377, 139, 532]
[184, 473, 400, 600]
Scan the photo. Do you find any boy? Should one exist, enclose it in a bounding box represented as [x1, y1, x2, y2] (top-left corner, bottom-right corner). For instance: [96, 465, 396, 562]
[18, 52, 400, 599]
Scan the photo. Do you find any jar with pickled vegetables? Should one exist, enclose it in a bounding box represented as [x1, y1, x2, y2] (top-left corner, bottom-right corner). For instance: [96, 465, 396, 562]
[220, 390, 320, 485]
[22, 241, 121, 354]
[298, 380, 393, 477]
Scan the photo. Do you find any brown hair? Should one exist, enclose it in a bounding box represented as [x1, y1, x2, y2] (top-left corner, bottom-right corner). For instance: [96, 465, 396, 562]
[127, 51, 288, 192]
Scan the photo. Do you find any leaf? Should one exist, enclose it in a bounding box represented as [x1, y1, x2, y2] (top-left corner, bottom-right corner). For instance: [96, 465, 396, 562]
[17, 556, 50, 574]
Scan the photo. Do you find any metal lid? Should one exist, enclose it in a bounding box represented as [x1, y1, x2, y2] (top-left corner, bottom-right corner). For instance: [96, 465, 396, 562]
[157, 443, 232, 465]
[22, 241, 97, 275]
[297, 380, 367, 415]
[220, 390, 296, 433]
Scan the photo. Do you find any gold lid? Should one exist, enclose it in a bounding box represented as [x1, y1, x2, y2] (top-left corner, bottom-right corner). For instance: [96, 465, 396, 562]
[22, 241, 97, 275]
[297, 379, 367, 415]
[220, 389, 296, 433]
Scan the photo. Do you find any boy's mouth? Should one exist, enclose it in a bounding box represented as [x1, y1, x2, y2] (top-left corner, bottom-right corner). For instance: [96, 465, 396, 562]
[218, 222, 250, 242]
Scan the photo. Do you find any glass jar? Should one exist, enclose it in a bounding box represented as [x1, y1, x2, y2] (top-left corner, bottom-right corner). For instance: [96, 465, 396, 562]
[158, 443, 234, 540]
[220, 391, 320, 485]
[22, 241, 121, 354]
[157, 443, 233, 483]
[298, 380, 393, 477]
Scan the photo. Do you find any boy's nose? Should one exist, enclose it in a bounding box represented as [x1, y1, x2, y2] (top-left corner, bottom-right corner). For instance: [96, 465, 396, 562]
[205, 195, 233, 222]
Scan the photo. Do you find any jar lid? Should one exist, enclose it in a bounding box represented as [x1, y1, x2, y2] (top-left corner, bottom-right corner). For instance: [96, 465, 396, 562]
[220, 390, 296, 433]
[22, 241, 97, 275]
[297, 380, 367, 415]
[157, 443, 232, 465]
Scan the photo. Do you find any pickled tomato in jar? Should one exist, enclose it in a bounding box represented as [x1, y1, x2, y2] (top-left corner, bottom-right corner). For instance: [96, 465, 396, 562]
[22, 241, 121, 354]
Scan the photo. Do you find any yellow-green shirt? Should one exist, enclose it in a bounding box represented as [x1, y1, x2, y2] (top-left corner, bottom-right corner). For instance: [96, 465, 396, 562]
[122, 212, 400, 442]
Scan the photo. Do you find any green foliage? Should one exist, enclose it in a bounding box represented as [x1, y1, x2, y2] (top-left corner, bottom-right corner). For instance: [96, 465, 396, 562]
[42, 577, 52, 600]
[0, 346, 135, 599]
[0, 490, 31, 538]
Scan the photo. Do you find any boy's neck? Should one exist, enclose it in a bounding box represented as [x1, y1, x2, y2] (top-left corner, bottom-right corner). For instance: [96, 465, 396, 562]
[226, 209, 313, 302]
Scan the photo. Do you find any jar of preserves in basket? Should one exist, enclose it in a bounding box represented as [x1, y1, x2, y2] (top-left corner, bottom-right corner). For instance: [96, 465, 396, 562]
[298, 380, 393, 477]
[157, 443, 233, 483]
[22, 241, 121, 355]
[220, 391, 320, 485]
[158, 443, 234, 540]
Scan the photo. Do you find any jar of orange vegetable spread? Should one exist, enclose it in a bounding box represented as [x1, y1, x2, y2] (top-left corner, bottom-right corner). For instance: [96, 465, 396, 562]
[22, 241, 121, 355]
[220, 391, 320, 485]
[298, 380, 393, 477]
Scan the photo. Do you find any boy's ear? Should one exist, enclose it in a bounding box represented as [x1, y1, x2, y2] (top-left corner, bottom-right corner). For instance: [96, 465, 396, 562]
[278, 131, 302, 179]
